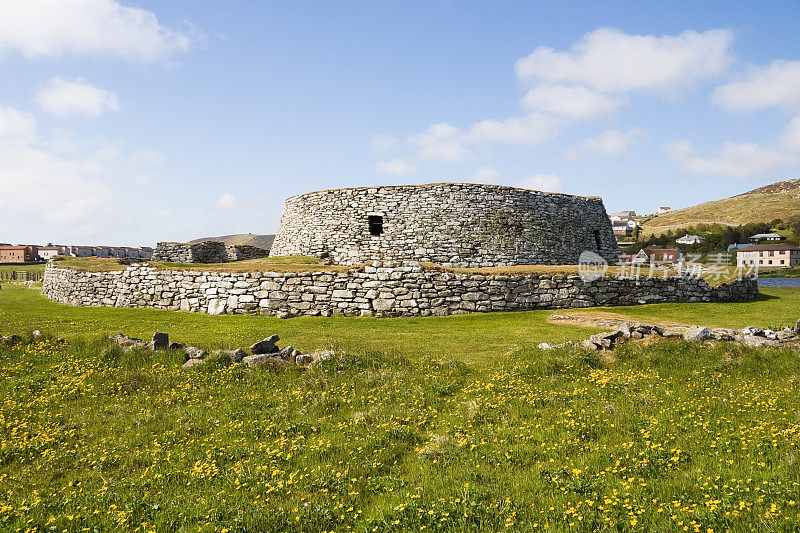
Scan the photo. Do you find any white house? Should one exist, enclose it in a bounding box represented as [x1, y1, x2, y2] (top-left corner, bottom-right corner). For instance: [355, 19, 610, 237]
[657, 206, 671, 215]
[676, 234, 705, 245]
[749, 233, 785, 243]
[37, 246, 61, 260]
[737, 244, 800, 268]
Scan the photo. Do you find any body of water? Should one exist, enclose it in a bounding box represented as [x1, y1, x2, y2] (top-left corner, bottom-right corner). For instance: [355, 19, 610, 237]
[757, 278, 800, 287]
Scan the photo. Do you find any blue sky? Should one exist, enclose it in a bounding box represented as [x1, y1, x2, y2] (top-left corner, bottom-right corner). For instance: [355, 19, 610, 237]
[2, 1, 800, 246]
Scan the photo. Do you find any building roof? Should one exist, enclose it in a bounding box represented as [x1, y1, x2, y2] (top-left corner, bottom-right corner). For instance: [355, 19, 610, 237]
[749, 233, 785, 239]
[38, 246, 60, 250]
[0, 245, 29, 250]
[740, 244, 800, 252]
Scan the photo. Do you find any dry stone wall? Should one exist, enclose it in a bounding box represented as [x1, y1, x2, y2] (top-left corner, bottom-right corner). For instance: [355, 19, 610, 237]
[43, 263, 758, 318]
[270, 183, 621, 267]
[227, 245, 269, 261]
[152, 242, 228, 263]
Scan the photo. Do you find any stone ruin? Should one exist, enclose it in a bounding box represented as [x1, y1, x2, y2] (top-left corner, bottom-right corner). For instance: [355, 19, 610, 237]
[152, 241, 269, 264]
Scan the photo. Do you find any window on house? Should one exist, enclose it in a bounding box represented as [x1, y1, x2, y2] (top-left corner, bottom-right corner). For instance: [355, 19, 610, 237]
[368, 215, 384, 236]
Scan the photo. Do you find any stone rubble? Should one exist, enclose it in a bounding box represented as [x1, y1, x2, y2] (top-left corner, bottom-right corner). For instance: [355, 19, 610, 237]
[539, 320, 800, 351]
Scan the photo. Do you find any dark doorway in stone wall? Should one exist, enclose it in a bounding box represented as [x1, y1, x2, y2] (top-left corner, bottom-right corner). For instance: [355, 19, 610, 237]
[368, 215, 384, 236]
[593, 229, 602, 251]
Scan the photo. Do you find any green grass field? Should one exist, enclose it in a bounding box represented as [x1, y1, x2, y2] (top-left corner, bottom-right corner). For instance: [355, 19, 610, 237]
[2, 282, 800, 531]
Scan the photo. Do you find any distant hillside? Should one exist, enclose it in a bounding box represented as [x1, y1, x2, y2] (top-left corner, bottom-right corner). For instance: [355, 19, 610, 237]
[640, 178, 800, 235]
[189, 234, 275, 249]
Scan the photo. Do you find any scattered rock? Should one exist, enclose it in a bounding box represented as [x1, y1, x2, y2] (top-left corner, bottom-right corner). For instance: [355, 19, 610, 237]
[242, 353, 285, 369]
[743, 336, 779, 348]
[777, 328, 796, 341]
[661, 331, 683, 338]
[182, 358, 205, 369]
[796, 318, 800, 334]
[710, 328, 735, 341]
[1, 334, 23, 346]
[185, 346, 208, 359]
[152, 332, 169, 350]
[763, 329, 778, 340]
[683, 326, 711, 341]
[229, 348, 247, 363]
[295, 353, 314, 366]
[250, 335, 279, 354]
[31, 330, 43, 340]
[169, 342, 186, 350]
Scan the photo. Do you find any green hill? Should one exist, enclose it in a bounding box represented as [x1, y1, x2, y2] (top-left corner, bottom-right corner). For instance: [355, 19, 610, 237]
[189, 233, 275, 249]
[641, 178, 800, 235]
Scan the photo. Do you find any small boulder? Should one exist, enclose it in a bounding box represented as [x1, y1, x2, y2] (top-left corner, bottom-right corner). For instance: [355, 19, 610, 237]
[152, 332, 169, 350]
[661, 331, 683, 338]
[795, 318, 800, 334]
[185, 346, 207, 359]
[740, 326, 763, 337]
[581, 339, 602, 351]
[169, 342, 186, 350]
[2, 334, 23, 346]
[763, 329, 778, 340]
[277, 345, 295, 360]
[710, 328, 735, 341]
[182, 358, 205, 369]
[652, 325, 665, 336]
[777, 328, 796, 341]
[250, 335, 280, 354]
[295, 353, 314, 366]
[31, 330, 43, 340]
[631, 331, 644, 340]
[229, 348, 247, 363]
[617, 322, 634, 337]
[242, 353, 285, 368]
[743, 335, 779, 348]
[683, 326, 711, 341]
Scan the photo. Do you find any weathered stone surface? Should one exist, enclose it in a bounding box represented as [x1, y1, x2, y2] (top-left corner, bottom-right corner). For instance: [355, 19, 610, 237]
[182, 358, 205, 369]
[743, 335, 779, 348]
[683, 326, 711, 341]
[42, 263, 759, 319]
[152, 332, 169, 350]
[185, 346, 207, 359]
[250, 335, 279, 354]
[153, 241, 228, 263]
[169, 342, 186, 350]
[269, 183, 621, 267]
[295, 353, 314, 366]
[229, 348, 247, 362]
[242, 354, 284, 368]
[2, 334, 23, 345]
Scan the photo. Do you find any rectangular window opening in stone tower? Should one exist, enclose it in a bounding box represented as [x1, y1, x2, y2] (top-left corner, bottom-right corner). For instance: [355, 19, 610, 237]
[368, 215, 384, 236]
[593, 230, 602, 251]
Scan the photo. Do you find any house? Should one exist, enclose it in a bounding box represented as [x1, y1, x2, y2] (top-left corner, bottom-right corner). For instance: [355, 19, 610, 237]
[632, 246, 683, 265]
[70, 246, 94, 258]
[749, 233, 786, 243]
[140, 247, 153, 259]
[37, 246, 61, 260]
[611, 210, 636, 219]
[657, 206, 671, 215]
[737, 244, 800, 269]
[612, 222, 630, 236]
[108, 246, 128, 258]
[0, 245, 38, 263]
[93, 246, 110, 258]
[676, 234, 705, 245]
[727, 243, 750, 252]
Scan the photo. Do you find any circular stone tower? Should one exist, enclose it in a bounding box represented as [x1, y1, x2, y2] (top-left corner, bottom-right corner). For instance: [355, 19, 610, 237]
[269, 183, 621, 267]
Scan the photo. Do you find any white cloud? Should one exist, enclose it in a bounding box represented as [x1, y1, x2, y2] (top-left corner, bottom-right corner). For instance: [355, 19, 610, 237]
[517, 174, 564, 192]
[0, 104, 37, 144]
[515, 27, 733, 93]
[713, 60, 800, 112]
[409, 122, 471, 162]
[521, 83, 623, 118]
[214, 193, 236, 210]
[566, 128, 641, 158]
[467, 113, 560, 146]
[36, 78, 119, 117]
[371, 134, 399, 152]
[0, 104, 113, 224]
[375, 158, 418, 175]
[469, 166, 502, 184]
[666, 138, 798, 179]
[0, 0, 193, 62]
